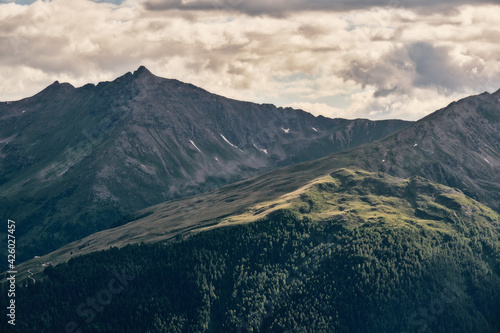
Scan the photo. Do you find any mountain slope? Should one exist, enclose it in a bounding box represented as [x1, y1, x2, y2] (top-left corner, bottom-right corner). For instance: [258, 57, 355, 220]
[12, 87, 500, 280]
[352, 89, 500, 210]
[0, 66, 410, 261]
[7, 169, 500, 332]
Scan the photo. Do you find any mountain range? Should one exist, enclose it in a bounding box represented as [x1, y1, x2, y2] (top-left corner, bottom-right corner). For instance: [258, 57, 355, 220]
[14, 85, 500, 270]
[0, 66, 410, 262]
[1, 68, 500, 332]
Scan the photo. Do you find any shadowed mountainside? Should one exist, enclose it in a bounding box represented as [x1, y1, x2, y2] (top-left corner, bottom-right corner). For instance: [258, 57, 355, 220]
[0, 66, 410, 261]
[351, 89, 500, 211]
[13, 87, 500, 278]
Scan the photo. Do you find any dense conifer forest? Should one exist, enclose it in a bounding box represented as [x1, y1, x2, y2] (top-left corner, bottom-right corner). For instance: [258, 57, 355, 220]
[5, 199, 499, 332]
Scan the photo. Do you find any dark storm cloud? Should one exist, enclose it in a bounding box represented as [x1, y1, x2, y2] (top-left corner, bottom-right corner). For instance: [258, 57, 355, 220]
[143, 0, 498, 15]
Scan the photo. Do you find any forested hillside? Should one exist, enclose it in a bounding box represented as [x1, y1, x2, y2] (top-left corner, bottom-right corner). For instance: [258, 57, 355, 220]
[6, 170, 500, 332]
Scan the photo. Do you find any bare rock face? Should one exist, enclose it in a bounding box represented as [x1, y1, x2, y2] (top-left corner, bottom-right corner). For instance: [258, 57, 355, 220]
[0, 66, 410, 261]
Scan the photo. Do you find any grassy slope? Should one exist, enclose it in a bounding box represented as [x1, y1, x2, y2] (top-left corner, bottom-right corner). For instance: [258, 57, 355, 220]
[9, 154, 352, 283]
[7, 168, 500, 332]
[10, 167, 499, 284]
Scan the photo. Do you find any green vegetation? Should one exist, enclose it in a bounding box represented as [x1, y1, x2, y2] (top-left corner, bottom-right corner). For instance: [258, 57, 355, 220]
[5, 169, 499, 332]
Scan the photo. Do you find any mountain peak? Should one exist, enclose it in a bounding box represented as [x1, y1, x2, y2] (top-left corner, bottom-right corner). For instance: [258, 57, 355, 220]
[133, 65, 155, 77]
[34, 80, 75, 98]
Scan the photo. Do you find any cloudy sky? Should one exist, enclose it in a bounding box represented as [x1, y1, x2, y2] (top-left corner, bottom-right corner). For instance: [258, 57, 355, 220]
[1, 0, 500, 120]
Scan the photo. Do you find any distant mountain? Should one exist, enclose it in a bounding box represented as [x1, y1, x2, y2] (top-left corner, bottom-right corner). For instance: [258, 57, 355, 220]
[351, 89, 500, 211]
[0, 66, 410, 261]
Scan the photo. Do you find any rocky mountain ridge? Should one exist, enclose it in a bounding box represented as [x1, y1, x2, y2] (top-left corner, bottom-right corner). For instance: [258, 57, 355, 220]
[0, 66, 410, 261]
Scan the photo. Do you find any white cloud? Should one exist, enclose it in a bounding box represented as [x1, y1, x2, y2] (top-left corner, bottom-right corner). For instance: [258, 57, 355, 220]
[287, 102, 351, 119]
[0, 1, 499, 121]
[345, 87, 469, 120]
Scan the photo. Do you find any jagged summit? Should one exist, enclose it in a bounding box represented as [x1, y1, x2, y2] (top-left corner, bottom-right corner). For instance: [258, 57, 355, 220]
[47, 80, 75, 89]
[128, 65, 164, 89]
[97, 66, 158, 89]
[28, 80, 76, 100]
[133, 65, 155, 77]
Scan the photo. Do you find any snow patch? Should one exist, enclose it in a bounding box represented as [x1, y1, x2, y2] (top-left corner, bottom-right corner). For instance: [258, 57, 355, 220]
[220, 134, 239, 149]
[484, 157, 492, 165]
[413, 143, 418, 147]
[190, 140, 202, 153]
[0, 134, 16, 144]
[282, 128, 290, 134]
[22, 110, 25, 113]
[215, 157, 219, 162]
[253, 143, 268, 154]
[312, 127, 318, 132]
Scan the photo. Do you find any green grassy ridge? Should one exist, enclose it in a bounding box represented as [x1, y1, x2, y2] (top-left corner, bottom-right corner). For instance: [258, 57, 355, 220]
[9, 168, 499, 288]
[5, 173, 500, 332]
[204, 168, 498, 239]
[8, 153, 353, 284]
